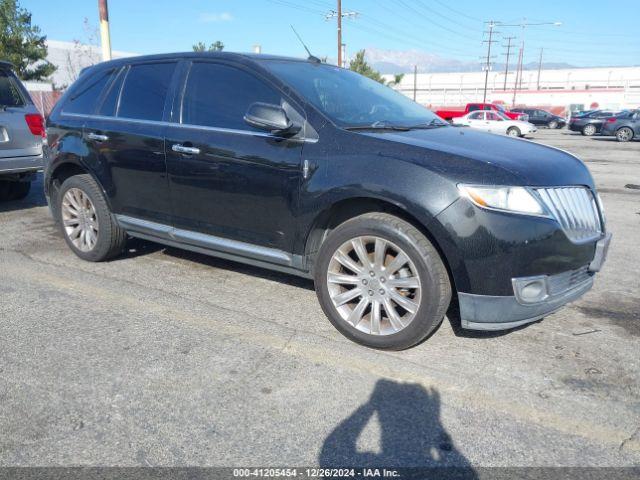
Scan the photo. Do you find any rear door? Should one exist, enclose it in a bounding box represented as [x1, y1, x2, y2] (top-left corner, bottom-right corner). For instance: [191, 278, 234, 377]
[0, 68, 41, 159]
[83, 61, 179, 224]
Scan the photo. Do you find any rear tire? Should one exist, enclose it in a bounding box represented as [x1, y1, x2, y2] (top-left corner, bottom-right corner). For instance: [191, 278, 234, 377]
[582, 124, 597, 136]
[507, 127, 521, 137]
[57, 174, 127, 262]
[314, 213, 451, 350]
[616, 127, 634, 142]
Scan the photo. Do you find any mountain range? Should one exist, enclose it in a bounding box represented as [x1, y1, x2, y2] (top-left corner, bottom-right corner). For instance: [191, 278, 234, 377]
[362, 47, 574, 74]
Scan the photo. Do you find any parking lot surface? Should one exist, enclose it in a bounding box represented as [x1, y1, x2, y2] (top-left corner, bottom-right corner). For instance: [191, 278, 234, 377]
[1, 129, 638, 467]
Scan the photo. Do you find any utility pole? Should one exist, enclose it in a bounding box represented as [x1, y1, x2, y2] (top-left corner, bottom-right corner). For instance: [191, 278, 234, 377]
[502, 36, 515, 91]
[536, 48, 544, 90]
[326, 3, 358, 67]
[337, 0, 342, 67]
[481, 21, 499, 103]
[512, 46, 523, 107]
[413, 65, 417, 101]
[98, 0, 112, 61]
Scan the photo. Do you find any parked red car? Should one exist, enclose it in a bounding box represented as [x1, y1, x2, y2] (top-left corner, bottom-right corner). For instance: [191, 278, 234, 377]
[435, 103, 528, 122]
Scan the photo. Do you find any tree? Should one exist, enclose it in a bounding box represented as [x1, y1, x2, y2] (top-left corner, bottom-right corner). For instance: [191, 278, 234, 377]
[389, 73, 405, 86]
[348, 49, 385, 84]
[0, 0, 56, 80]
[192, 41, 224, 52]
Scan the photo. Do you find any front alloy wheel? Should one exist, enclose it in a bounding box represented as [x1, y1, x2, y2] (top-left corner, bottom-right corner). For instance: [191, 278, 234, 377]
[327, 236, 422, 336]
[315, 213, 451, 350]
[62, 188, 99, 252]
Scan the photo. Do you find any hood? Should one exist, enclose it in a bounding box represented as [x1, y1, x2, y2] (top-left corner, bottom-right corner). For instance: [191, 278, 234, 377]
[360, 126, 595, 188]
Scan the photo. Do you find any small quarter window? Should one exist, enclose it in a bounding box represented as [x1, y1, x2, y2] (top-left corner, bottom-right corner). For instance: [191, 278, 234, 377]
[64, 69, 115, 114]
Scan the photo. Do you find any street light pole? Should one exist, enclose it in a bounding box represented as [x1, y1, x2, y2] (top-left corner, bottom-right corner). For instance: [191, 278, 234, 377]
[482, 21, 498, 104]
[98, 0, 112, 61]
[497, 20, 561, 106]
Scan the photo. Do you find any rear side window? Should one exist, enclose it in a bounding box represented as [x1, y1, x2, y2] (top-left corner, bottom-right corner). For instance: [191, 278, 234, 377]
[467, 112, 483, 120]
[0, 70, 25, 107]
[181, 62, 281, 130]
[64, 69, 116, 114]
[118, 62, 177, 121]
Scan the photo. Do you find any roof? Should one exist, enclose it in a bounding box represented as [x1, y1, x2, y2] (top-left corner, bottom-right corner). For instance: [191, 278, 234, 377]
[0, 60, 14, 69]
[96, 51, 310, 69]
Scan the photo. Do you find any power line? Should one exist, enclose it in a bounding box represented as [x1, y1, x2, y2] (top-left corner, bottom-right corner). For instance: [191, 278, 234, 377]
[431, 0, 484, 22]
[393, 0, 480, 41]
[412, 0, 481, 32]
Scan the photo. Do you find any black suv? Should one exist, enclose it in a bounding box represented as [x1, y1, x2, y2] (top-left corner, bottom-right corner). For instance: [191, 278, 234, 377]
[512, 108, 566, 129]
[45, 53, 611, 349]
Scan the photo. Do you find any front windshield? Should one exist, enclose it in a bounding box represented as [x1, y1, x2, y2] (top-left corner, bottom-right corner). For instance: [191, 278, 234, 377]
[496, 111, 510, 120]
[262, 60, 445, 128]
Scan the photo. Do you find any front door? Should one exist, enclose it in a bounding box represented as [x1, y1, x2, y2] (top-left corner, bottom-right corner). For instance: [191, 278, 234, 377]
[165, 61, 305, 252]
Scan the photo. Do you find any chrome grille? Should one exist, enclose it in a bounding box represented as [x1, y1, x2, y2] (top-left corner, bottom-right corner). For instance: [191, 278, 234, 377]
[535, 187, 602, 243]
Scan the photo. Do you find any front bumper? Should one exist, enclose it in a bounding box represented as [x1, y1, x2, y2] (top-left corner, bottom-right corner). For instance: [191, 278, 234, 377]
[0, 154, 44, 174]
[459, 233, 611, 330]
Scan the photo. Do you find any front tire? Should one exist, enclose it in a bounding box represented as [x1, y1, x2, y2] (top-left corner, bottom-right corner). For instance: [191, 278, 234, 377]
[314, 213, 451, 350]
[507, 126, 521, 137]
[616, 127, 634, 142]
[548, 120, 558, 129]
[57, 174, 127, 261]
[582, 124, 597, 136]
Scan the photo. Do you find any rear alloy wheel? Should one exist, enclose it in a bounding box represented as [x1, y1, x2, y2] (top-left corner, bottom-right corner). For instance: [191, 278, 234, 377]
[582, 124, 597, 136]
[58, 174, 127, 261]
[315, 213, 451, 350]
[548, 120, 558, 129]
[616, 127, 634, 142]
[507, 126, 521, 137]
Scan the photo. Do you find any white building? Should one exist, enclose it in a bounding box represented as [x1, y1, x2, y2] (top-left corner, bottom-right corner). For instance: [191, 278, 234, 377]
[45, 39, 138, 88]
[388, 66, 640, 114]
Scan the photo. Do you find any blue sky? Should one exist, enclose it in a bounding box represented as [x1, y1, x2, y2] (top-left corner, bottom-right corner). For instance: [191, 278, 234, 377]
[23, 0, 640, 67]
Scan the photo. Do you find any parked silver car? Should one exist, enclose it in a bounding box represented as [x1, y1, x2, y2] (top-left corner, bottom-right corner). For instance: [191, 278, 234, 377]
[0, 61, 45, 201]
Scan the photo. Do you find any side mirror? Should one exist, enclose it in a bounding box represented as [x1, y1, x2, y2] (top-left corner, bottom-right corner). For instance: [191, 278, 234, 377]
[244, 102, 301, 136]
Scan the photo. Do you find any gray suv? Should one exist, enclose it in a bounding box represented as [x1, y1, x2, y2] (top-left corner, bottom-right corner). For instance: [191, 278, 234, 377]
[0, 61, 45, 201]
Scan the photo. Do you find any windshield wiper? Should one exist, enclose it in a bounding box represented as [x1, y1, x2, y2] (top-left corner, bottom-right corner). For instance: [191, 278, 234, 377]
[405, 118, 448, 129]
[345, 120, 410, 131]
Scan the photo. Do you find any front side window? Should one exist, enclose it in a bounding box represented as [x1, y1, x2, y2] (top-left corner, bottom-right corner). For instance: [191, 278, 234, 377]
[181, 62, 281, 130]
[262, 61, 444, 128]
[486, 112, 501, 121]
[0, 70, 25, 107]
[63, 69, 115, 114]
[118, 62, 177, 121]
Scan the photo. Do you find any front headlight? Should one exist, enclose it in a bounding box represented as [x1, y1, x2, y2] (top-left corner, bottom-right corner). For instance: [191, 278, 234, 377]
[458, 185, 546, 216]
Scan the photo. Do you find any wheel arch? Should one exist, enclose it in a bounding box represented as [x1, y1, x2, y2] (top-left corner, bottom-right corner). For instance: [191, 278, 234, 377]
[302, 196, 459, 294]
[47, 160, 113, 215]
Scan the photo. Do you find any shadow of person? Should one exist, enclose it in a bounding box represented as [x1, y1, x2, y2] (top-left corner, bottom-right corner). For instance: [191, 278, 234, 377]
[319, 379, 477, 476]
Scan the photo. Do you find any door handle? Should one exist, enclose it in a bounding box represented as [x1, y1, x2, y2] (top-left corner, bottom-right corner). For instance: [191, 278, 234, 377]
[87, 132, 108, 142]
[172, 144, 200, 155]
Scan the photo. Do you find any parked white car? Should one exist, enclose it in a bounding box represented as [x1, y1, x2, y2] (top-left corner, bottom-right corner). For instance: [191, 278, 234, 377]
[452, 110, 537, 137]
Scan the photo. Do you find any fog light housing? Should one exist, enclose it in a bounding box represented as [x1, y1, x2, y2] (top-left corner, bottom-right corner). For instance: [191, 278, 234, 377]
[512, 276, 549, 304]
